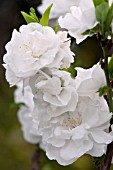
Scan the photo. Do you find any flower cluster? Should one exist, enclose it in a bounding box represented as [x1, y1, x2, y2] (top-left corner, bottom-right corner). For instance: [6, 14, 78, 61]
[14, 59, 112, 166]
[3, 0, 113, 167]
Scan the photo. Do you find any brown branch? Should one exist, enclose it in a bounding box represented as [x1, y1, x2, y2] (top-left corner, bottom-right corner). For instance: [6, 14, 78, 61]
[97, 142, 113, 170]
[101, 142, 113, 170]
[31, 148, 40, 170]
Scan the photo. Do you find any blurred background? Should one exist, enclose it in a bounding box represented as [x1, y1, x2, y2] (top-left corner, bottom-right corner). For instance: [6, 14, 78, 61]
[0, 0, 113, 170]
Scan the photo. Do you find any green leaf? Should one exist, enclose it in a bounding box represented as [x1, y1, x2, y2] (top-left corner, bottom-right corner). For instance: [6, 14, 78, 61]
[40, 4, 53, 26]
[105, 3, 113, 31]
[108, 55, 113, 78]
[21, 12, 37, 24]
[93, 0, 107, 7]
[95, 2, 109, 35]
[21, 8, 39, 24]
[98, 86, 110, 96]
[29, 7, 39, 22]
[62, 65, 77, 78]
[82, 25, 99, 36]
[52, 25, 60, 33]
[21, 5, 52, 26]
[10, 102, 24, 110]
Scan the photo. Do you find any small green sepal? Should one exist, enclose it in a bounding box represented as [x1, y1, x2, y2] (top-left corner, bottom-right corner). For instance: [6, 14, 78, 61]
[98, 86, 111, 96]
[52, 25, 60, 33]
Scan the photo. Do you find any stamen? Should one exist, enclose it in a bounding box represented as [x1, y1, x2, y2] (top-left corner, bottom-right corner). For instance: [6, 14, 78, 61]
[62, 112, 82, 129]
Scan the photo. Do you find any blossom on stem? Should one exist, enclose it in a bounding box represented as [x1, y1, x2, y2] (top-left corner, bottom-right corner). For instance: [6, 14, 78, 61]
[75, 62, 106, 96]
[16, 66, 113, 166]
[33, 94, 112, 165]
[3, 23, 74, 86]
[58, 0, 98, 44]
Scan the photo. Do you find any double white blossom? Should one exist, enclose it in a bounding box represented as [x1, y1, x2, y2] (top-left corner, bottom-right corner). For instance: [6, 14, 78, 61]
[29, 68, 78, 122]
[3, 23, 74, 86]
[16, 62, 113, 166]
[38, 0, 79, 19]
[41, 95, 112, 166]
[59, 0, 98, 44]
[75, 63, 106, 95]
[16, 68, 78, 145]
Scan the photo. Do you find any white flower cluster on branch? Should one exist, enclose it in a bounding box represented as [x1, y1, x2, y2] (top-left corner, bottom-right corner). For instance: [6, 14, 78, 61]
[4, 22, 113, 165]
[14, 60, 113, 166]
[3, 0, 113, 167]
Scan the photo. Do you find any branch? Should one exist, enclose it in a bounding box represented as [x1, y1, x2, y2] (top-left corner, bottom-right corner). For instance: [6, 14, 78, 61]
[101, 142, 113, 170]
[31, 148, 40, 170]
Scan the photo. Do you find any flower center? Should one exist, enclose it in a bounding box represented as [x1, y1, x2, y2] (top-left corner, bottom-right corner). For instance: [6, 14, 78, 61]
[20, 43, 39, 58]
[62, 112, 82, 129]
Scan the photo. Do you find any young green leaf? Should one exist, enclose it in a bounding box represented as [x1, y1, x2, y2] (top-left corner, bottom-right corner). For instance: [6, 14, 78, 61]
[62, 65, 77, 78]
[21, 12, 38, 24]
[98, 86, 110, 96]
[40, 4, 53, 26]
[105, 3, 113, 31]
[108, 55, 113, 78]
[21, 8, 39, 24]
[93, 0, 107, 7]
[29, 7, 39, 22]
[95, 2, 109, 35]
[82, 25, 99, 36]
[10, 102, 24, 110]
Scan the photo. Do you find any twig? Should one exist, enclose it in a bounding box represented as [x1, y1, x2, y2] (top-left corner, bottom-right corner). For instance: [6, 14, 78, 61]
[101, 142, 113, 170]
[31, 148, 40, 170]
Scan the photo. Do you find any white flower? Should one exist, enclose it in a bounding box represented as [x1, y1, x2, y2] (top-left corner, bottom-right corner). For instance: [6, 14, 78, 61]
[3, 23, 74, 86]
[17, 68, 78, 145]
[58, 0, 98, 44]
[29, 68, 78, 122]
[109, 0, 113, 6]
[75, 62, 106, 96]
[37, 0, 79, 19]
[37, 94, 112, 166]
[15, 61, 112, 166]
